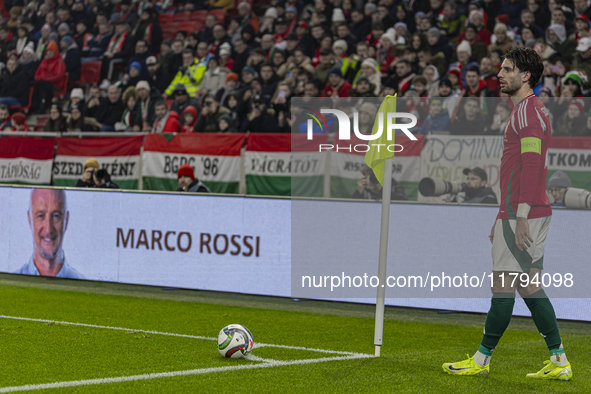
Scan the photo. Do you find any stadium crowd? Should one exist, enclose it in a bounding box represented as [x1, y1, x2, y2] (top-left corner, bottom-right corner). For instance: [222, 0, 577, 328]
[0, 0, 590, 135]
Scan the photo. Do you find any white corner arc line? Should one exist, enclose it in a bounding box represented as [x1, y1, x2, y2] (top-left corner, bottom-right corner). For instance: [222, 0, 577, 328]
[0, 354, 373, 393]
[0, 315, 366, 357]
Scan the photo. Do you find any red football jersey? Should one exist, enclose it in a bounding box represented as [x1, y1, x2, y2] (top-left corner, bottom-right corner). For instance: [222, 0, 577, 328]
[497, 94, 552, 220]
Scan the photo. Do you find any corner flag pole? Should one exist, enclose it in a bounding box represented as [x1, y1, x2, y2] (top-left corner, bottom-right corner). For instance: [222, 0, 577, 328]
[374, 156, 393, 357]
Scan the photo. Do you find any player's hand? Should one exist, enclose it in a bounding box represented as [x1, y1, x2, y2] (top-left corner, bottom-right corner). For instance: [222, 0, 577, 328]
[489, 221, 496, 244]
[515, 218, 533, 251]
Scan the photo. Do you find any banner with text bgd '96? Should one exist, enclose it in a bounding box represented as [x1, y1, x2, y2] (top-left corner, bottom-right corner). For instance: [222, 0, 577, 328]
[142, 133, 246, 193]
[0, 137, 55, 186]
[53, 136, 144, 189]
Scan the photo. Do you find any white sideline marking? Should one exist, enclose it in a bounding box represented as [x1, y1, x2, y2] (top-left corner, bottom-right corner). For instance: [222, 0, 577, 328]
[0, 354, 372, 393]
[0, 315, 364, 356]
[0, 315, 374, 393]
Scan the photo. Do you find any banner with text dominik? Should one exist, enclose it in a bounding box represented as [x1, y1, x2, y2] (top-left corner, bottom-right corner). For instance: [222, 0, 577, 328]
[53, 136, 144, 189]
[142, 133, 245, 194]
[0, 137, 54, 185]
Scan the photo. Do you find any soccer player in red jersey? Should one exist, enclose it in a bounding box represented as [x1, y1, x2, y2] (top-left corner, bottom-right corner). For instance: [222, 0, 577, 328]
[442, 47, 572, 380]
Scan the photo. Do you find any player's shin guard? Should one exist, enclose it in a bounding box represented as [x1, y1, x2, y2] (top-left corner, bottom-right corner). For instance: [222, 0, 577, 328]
[523, 289, 562, 351]
[480, 293, 516, 354]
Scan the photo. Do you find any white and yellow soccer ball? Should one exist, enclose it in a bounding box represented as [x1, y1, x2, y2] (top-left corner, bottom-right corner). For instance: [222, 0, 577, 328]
[217, 324, 254, 358]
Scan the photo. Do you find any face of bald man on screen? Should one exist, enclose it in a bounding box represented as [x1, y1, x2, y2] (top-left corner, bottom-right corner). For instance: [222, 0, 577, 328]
[28, 189, 69, 262]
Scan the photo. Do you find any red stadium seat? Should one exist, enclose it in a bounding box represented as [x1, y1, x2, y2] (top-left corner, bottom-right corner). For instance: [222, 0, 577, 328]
[178, 22, 199, 33]
[9, 87, 34, 114]
[192, 10, 207, 22]
[79, 61, 102, 86]
[175, 11, 191, 22]
[159, 13, 174, 24]
[34, 115, 49, 131]
[208, 9, 225, 24]
[165, 99, 173, 109]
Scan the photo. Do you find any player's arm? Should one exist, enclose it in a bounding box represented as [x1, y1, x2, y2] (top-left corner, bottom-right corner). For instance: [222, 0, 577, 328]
[517, 106, 545, 219]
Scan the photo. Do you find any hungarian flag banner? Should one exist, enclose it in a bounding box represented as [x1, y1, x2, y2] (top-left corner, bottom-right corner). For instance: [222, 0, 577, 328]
[332, 134, 425, 200]
[245, 133, 328, 196]
[0, 137, 55, 185]
[54, 136, 143, 189]
[548, 137, 591, 191]
[142, 133, 245, 193]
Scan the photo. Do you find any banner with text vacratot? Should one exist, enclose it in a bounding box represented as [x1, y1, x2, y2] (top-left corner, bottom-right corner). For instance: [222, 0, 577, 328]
[245, 133, 328, 196]
[330, 134, 424, 200]
[0, 137, 55, 185]
[418, 135, 504, 203]
[142, 133, 245, 193]
[547, 137, 591, 192]
[53, 136, 143, 189]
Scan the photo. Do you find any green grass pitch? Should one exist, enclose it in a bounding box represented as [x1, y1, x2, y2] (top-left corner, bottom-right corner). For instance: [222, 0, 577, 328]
[0, 273, 590, 393]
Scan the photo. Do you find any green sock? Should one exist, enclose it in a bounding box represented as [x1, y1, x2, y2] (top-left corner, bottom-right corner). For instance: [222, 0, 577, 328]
[523, 289, 562, 351]
[480, 293, 516, 353]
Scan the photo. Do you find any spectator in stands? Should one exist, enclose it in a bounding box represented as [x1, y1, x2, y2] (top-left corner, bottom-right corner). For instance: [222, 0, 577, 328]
[32, 42, 66, 113]
[488, 24, 514, 56]
[315, 48, 339, 86]
[60, 35, 81, 83]
[239, 95, 279, 133]
[0, 25, 16, 64]
[93, 169, 119, 188]
[349, 76, 376, 97]
[100, 21, 133, 85]
[84, 22, 112, 62]
[170, 84, 201, 125]
[555, 99, 587, 136]
[419, 98, 451, 134]
[392, 59, 416, 95]
[120, 61, 143, 89]
[322, 67, 351, 97]
[218, 113, 238, 133]
[546, 24, 577, 63]
[195, 94, 229, 132]
[74, 20, 93, 58]
[572, 38, 591, 89]
[417, 48, 447, 81]
[164, 49, 206, 98]
[15, 26, 33, 57]
[490, 102, 511, 135]
[353, 165, 407, 201]
[132, 7, 162, 54]
[480, 57, 500, 96]
[0, 55, 30, 108]
[152, 101, 180, 132]
[124, 40, 150, 81]
[548, 171, 571, 206]
[77, 158, 99, 187]
[66, 105, 93, 132]
[439, 1, 466, 45]
[66, 88, 85, 113]
[4, 112, 29, 132]
[146, 56, 171, 95]
[44, 104, 68, 132]
[35, 24, 52, 60]
[95, 84, 125, 131]
[18, 43, 39, 82]
[447, 167, 497, 204]
[180, 106, 198, 133]
[423, 65, 440, 97]
[117, 87, 138, 131]
[200, 57, 230, 98]
[166, 40, 184, 76]
[451, 97, 489, 135]
[464, 66, 491, 100]
[84, 85, 102, 119]
[0, 105, 11, 130]
[177, 164, 211, 193]
[133, 81, 159, 132]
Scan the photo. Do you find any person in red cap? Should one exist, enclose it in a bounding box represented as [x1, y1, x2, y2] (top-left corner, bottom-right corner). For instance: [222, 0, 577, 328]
[177, 164, 211, 193]
[180, 106, 198, 133]
[573, 14, 590, 41]
[6, 112, 28, 131]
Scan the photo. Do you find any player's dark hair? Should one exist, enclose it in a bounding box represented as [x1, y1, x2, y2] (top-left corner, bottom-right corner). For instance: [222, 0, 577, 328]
[503, 47, 544, 89]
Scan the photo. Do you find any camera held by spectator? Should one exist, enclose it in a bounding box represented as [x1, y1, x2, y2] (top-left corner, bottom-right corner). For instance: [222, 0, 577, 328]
[419, 167, 498, 204]
[93, 169, 119, 189]
[548, 171, 591, 209]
